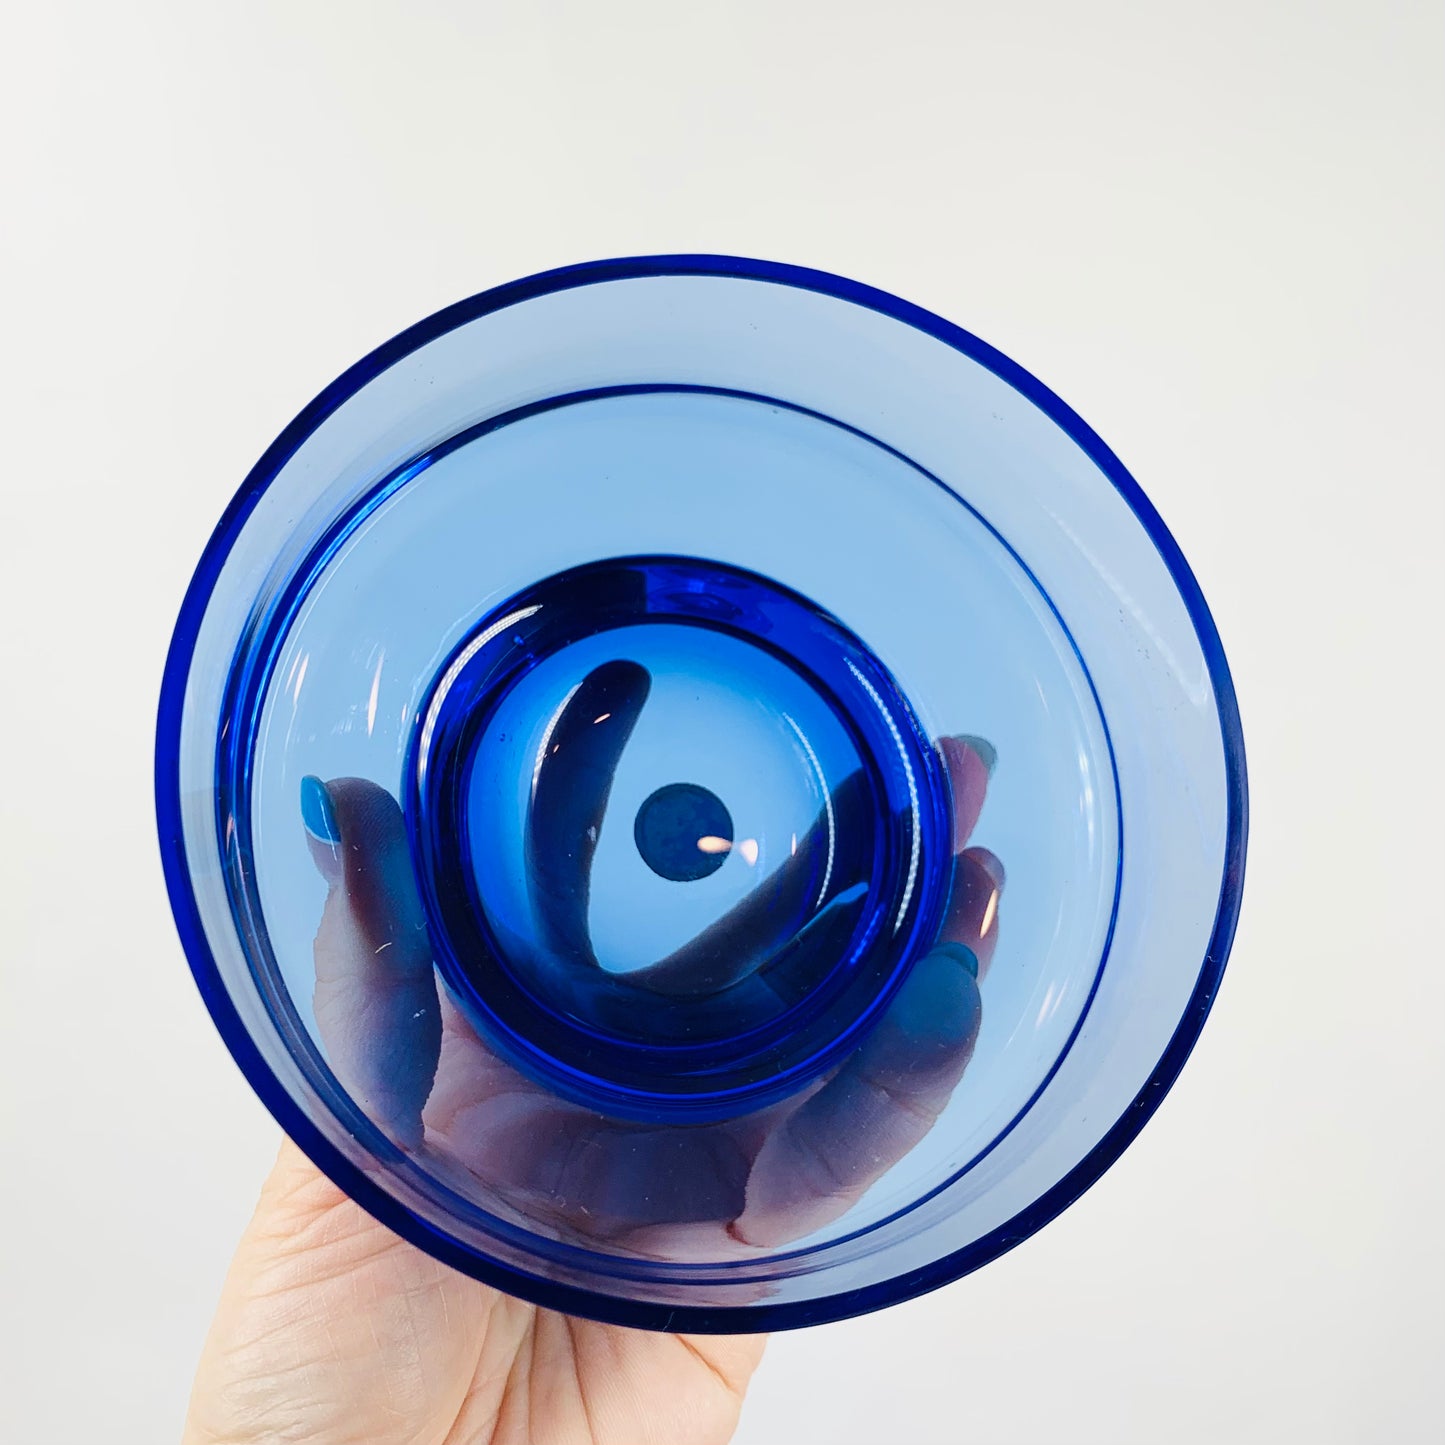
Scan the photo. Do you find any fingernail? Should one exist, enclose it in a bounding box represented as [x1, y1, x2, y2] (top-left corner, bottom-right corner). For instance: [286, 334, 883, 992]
[301, 775, 343, 882]
[958, 735, 997, 778]
[934, 941, 980, 978]
[301, 774, 340, 842]
[971, 847, 1006, 891]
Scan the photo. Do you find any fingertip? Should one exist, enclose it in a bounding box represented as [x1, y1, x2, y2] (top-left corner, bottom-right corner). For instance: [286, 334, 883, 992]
[936, 735, 996, 848]
[932, 940, 980, 979]
[956, 734, 997, 777]
[300, 774, 343, 884]
[301, 774, 340, 842]
[965, 845, 1005, 891]
[876, 943, 983, 1066]
[941, 848, 1004, 980]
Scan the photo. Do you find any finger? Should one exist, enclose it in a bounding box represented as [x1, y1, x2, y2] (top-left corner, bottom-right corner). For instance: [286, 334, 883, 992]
[937, 733, 996, 848]
[526, 659, 651, 968]
[726, 834, 1004, 1245]
[730, 943, 983, 1247]
[722, 774, 1005, 1236]
[939, 845, 1005, 982]
[305, 775, 441, 1149]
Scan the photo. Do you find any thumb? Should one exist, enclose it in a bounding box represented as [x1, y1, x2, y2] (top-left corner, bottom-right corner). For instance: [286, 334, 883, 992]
[303, 775, 441, 1149]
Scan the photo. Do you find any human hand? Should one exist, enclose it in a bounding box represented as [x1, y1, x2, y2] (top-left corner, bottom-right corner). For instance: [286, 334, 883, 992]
[183, 733, 1002, 1445]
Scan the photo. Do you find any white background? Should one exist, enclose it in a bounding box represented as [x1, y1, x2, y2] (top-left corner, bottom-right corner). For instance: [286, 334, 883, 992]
[2, 3, 1441, 1441]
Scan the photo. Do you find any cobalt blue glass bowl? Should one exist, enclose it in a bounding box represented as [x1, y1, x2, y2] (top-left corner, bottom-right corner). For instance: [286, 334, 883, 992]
[156, 255, 1247, 1332]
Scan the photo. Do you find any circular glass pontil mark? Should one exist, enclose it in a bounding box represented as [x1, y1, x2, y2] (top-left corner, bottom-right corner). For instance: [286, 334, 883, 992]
[407, 554, 953, 1120]
[634, 783, 734, 882]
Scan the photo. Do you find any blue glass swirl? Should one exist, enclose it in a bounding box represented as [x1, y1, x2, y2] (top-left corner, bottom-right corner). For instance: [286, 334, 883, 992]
[406, 555, 951, 1120]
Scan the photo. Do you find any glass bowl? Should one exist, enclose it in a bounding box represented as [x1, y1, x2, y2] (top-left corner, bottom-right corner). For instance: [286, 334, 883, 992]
[156, 255, 1247, 1331]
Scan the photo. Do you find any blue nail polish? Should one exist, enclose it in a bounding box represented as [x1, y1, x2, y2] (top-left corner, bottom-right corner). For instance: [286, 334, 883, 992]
[300, 775, 340, 844]
[959, 735, 998, 777]
[934, 941, 980, 978]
